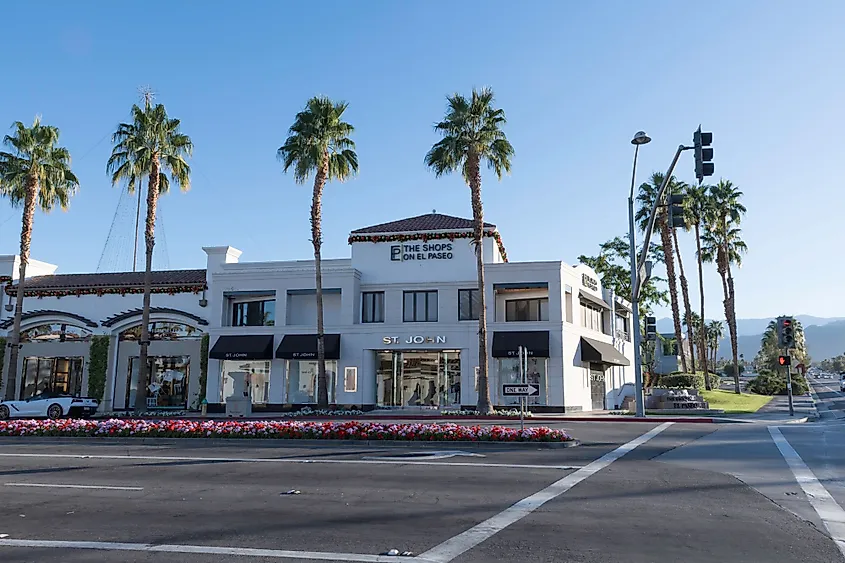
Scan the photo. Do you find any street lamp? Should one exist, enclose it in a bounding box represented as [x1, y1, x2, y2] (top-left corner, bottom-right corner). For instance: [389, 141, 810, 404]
[628, 131, 650, 417]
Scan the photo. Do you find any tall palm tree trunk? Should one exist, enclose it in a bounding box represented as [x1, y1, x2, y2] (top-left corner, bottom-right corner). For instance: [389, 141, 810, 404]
[312, 152, 329, 407]
[4, 176, 38, 400]
[468, 153, 492, 414]
[694, 224, 709, 388]
[726, 265, 740, 394]
[672, 229, 696, 374]
[134, 159, 160, 412]
[660, 221, 687, 372]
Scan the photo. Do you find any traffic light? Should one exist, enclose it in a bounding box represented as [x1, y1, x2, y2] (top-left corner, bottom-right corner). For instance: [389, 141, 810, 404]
[668, 193, 686, 228]
[777, 316, 796, 349]
[645, 316, 657, 341]
[693, 126, 714, 183]
[778, 355, 791, 367]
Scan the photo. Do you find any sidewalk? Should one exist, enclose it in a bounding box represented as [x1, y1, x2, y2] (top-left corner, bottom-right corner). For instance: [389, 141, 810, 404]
[722, 394, 816, 424]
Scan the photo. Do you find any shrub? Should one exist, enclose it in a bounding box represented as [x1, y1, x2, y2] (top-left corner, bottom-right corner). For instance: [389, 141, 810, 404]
[746, 370, 809, 395]
[87, 336, 110, 402]
[656, 372, 721, 391]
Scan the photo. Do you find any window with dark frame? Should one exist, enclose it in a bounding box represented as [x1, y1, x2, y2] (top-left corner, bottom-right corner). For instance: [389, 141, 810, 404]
[505, 298, 549, 322]
[231, 298, 275, 327]
[403, 290, 438, 322]
[362, 291, 385, 323]
[458, 289, 481, 321]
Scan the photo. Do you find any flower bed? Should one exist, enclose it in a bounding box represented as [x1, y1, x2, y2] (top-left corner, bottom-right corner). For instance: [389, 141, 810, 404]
[98, 407, 366, 419]
[0, 419, 572, 443]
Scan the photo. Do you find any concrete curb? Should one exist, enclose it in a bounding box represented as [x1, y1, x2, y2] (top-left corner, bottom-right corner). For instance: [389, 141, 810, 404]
[0, 436, 580, 449]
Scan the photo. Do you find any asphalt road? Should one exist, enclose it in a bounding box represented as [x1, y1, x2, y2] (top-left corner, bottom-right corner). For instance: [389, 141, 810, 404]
[1, 421, 842, 563]
[809, 375, 845, 420]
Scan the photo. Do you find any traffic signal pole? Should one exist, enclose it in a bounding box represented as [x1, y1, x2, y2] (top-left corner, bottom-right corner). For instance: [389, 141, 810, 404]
[785, 347, 794, 417]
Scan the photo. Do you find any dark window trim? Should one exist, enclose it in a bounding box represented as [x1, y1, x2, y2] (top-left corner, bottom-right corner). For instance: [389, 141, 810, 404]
[458, 288, 481, 321]
[403, 290, 438, 322]
[505, 297, 549, 322]
[231, 298, 276, 327]
[362, 291, 385, 323]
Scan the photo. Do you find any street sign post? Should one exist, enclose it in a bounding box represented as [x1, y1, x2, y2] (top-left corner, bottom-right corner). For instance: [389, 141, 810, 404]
[502, 384, 540, 396]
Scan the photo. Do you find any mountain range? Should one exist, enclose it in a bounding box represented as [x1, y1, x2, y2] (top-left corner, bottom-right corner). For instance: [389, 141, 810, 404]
[655, 316, 845, 362]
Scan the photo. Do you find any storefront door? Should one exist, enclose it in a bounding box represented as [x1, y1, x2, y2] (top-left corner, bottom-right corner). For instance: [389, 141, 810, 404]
[376, 351, 461, 408]
[590, 365, 607, 410]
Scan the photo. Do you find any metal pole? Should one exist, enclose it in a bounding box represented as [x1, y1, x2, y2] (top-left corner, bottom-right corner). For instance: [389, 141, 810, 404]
[628, 145, 646, 417]
[786, 348, 794, 417]
[519, 346, 525, 431]
[634, 144, 690, 298]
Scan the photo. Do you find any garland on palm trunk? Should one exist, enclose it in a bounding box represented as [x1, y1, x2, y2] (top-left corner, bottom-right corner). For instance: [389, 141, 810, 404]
[347, 230, 508, 262]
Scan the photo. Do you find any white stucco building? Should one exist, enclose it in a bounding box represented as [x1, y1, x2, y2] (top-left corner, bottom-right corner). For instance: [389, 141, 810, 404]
[0, 256, 209, 411]
[204, 213, 634, 413]
[0, 213, 635, 413]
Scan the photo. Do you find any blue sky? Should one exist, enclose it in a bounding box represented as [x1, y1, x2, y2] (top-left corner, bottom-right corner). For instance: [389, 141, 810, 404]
[0, 0, 842, 320]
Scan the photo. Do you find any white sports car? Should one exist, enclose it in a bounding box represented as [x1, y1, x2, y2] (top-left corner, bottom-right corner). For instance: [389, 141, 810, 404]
[0, 392, 100, 420]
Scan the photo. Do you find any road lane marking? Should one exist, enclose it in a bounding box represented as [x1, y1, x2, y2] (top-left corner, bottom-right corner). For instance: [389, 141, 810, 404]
[5, 483, 143, 491]
[0, 539, 437, 562]
[419, 422, 674, 563]
[769, 426, 845, 559]
[0, 452, 580, 471]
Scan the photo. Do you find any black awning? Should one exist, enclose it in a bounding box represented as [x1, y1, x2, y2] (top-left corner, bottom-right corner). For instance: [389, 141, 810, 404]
[276, 334, 341, 360]
[579, 290, 610, 310]
[580, 336, 630, 367]
[613, 300, 631, 313]
[209, 335, 274, 360]
[491, 331, 550, 358]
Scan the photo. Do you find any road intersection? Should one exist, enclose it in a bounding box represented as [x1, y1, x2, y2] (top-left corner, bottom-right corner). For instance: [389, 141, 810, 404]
[1, 410, 845, 562]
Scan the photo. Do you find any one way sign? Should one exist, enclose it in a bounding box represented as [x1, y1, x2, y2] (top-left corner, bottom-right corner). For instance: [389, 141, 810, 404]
[502, 384, 539, 397]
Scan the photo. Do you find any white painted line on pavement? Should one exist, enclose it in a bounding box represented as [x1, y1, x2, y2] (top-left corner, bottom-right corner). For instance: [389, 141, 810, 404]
[769, 426, 845, 559]
[0, 452, 580, 471]
[0, 539, 434, 562]
[5, 483, 143, 491]
[419, 422, 675, 563]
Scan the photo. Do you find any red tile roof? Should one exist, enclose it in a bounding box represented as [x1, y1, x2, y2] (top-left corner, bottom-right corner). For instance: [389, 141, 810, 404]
[5, 269, 206, 296]
[351, 213, 496, 234]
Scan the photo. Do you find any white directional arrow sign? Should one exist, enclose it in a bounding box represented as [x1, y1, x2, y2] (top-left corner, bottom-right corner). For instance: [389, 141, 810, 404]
[502, 384, 540, 397]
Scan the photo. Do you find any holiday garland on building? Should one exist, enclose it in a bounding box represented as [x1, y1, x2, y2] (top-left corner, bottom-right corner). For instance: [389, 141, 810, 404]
[5, 284, 206, 299]
[347, 230, 509, 262]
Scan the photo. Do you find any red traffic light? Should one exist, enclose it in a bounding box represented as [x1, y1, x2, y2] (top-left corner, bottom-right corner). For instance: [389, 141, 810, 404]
[778, 355, 791, 366]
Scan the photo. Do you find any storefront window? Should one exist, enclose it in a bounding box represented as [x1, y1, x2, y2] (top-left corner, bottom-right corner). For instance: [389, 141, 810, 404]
[220, 360, 271, 404]
[21, 324, 91, 342]
[287, 360, 337, 403]
[127, 356, 190, 409]
[21, 357, 84, 400]
[376, 351, 461, 408]
[120, 322, 202, 341]
[497, 357, 547, 406]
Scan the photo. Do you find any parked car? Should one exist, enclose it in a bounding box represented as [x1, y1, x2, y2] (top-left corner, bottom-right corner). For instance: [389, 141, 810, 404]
[0, 392, 99, 420]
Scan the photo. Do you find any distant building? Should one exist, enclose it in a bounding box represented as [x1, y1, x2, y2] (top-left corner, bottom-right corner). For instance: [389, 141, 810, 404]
[653, 332, 693, 375]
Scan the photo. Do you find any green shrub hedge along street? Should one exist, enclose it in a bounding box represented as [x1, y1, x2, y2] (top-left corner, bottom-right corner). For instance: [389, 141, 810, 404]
[746, 370, 809, 396]
[655, 372, 721, 391]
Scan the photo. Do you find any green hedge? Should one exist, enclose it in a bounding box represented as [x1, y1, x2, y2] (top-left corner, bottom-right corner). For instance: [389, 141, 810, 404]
[87, 336, 110, 402]
[746, 370, 809, 396]
[198, 334, 209, 406]
[656, 372, 721, 391]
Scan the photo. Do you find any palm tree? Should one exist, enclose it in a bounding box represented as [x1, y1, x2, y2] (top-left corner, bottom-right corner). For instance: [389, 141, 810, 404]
[707, 320, 724, 371]
[278, 96, 358, 407]
[0, 118, 79, 400]
[702, 180, 747, 394]
[425, 87, 514, 414]
[107, 96, 192, 411]
[671, 181, 696, 374]
[685, 183, 714, 381]
[636, 172, 687, 372]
